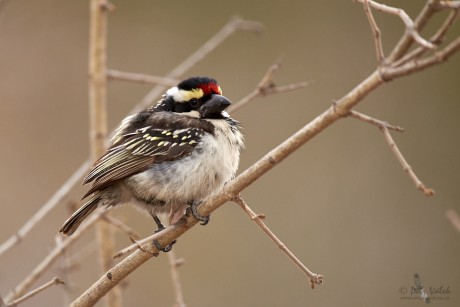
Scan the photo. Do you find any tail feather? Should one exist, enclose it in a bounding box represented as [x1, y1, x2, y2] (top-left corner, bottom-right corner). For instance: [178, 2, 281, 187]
[59, 195, 100, 236]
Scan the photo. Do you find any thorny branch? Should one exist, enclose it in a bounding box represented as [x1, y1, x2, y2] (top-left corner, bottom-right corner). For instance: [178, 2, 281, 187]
[233, 196, 323, 289]
[70, 1, 460, 304]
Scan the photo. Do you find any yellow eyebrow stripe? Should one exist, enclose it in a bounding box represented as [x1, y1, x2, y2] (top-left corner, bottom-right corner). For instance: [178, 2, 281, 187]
[180, 88, 204, 101]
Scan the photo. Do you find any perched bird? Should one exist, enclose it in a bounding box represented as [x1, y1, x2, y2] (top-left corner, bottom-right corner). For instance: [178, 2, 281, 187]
[59, 77, 244, 247]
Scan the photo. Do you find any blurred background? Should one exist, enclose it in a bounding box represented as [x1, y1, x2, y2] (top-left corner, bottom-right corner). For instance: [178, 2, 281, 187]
[1, 0, 459, 306]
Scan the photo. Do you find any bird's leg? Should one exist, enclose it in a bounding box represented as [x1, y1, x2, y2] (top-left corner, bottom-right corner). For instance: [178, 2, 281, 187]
[187, 200, 210, 225]
[151, 214, 176, 252]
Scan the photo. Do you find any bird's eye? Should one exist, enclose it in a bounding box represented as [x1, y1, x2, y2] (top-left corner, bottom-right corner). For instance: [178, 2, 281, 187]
[189, 98, 199, 108]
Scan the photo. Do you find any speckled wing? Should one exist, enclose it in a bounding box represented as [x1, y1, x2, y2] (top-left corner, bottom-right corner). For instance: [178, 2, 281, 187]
[82, 126, 207, 197]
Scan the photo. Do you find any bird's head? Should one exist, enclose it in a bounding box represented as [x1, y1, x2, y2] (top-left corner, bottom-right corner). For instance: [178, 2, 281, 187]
[155, 76, 231, 119]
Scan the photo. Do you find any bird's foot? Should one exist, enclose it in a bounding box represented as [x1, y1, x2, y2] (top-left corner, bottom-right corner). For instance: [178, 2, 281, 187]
[187, 200, 210, 225]
[152, 239, 176, 253]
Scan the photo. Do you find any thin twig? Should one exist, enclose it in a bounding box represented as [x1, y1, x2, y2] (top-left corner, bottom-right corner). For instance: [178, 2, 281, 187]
[6, 278, 64, 307]
[348, 110, 404, 132]
[102, 215, 141, 240]
[349, 110, 434, 196]
[233, 195, 323, 289]
[363, 0, 385, 62]
[167, 251, 186, 307]
[0, 160, 91, 257]
[446, 209, 460, 232]
[4, 210, 104, 302]
[392, 9, 460, 67]
[356, 0, 436, 49]
[228, 57, 309, 113]
[436, 1, 460, 9]
[113, 231, 161, 259]
[387, 0, 439, 62]
[107, 69, 178, 87]
[381, 36, 460, 80]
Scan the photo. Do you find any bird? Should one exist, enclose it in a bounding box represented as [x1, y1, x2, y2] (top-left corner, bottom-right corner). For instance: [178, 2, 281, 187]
[59, 76, 244, 249]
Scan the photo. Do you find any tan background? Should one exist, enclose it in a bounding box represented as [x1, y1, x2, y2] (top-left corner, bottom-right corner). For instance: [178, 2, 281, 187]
[1, 0, 459, 306]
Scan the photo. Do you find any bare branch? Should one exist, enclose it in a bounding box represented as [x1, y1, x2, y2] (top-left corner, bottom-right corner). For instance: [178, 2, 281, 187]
[228, 57, 309, 113]
[388, 0, 439, 62]
[348, 110, 404, 132]
[349, 110, 434, 196]
[392, 9, 460, 67]
[88, 0, 122, 304]
[356, 0, 436, 50]
[382, 36, 460, 80]
[113, 231, 162, 259]
[102, 215, 141, 240]
[363, 0, 385, 62]
[0, 160, 91, 257]
[4, 210, 103, 302]
[436, 1, 460, 9]
[234, 196, 323, 289]
[382, 125, 435, 196]
[107, 69, 178, 86]
[6, 278, 64, 307]
[167, 251, 186, 307]
[446, 209, 460, 233]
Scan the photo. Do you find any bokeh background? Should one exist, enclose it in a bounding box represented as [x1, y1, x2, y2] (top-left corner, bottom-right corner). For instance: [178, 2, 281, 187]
[1, 0, 459, 306]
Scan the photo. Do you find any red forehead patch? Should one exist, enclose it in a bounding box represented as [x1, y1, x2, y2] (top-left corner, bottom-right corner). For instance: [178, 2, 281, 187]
[198, 82, 221, 95]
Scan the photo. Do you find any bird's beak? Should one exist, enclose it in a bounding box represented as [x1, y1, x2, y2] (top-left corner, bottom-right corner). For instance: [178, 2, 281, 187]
[199, 94, 231, 118]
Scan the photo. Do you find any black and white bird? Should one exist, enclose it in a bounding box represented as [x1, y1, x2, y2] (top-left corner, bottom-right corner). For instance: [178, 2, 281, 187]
[59, 77, 244, 243]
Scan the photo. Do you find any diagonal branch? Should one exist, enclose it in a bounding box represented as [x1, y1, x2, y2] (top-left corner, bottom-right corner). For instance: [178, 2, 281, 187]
[228, 57, 309, 113]
[446, 209, 460, 232]
[4, 210, 104, 302]
[233, 196, 323, 289]
[356, 0, 436, 50]
[363, 0, 385, 62]
[6, 278, 64, 307]
[107, 69, 178, 86]
[349, 110, 434, 196]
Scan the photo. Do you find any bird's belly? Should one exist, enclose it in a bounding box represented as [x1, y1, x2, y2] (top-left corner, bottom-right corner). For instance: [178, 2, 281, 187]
[126, 134, 239, 205]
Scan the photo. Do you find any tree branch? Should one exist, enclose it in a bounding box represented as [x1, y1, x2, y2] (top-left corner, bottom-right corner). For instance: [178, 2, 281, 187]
[107, 69, 178, 86]
[4, 210, 104, 302]
[88, 0, 122, 305]
[6, 278, 64, 307]
[167, 251, 186, 307]
[228, 57, 309, 113]
[446, 209, 460, 233]
[233, 196, 323, 289]
[363, 0, 385, 62]
[349, 110, 434, 196]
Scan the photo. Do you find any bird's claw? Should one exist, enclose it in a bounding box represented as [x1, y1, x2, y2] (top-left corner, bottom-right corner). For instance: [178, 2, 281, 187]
[188, 201, 210, 225]
[152, 239, 176, 253]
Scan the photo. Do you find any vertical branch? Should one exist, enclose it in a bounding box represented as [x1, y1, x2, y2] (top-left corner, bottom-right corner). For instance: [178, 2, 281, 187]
[88, 0, 122, 306]
[167, 251, 186, 307]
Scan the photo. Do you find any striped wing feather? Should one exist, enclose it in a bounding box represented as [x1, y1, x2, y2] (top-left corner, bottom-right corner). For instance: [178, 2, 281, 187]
[83, 126, 206, 197]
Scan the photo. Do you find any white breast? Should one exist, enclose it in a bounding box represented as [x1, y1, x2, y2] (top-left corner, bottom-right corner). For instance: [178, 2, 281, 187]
[127, 118, 243, 208]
